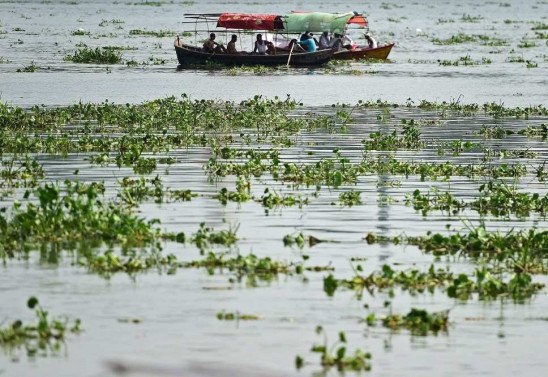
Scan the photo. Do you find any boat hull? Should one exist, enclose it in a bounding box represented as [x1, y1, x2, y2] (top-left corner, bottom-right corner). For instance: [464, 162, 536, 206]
[333, 43, 394, 60]
[174, 43, 334, 67]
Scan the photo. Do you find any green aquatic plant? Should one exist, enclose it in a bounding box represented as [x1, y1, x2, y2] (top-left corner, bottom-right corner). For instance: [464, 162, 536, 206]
[379, 308, 449, 336]
[438, 55, 492, 66]
[404, 188, 464, 216]
[216, 311, 260, 321]
[64, 46, 122, 64]
[0, 297, 81, 358]
[470, 181, 548, 218]
[129, 29, 174, 38]
[258, 188, 309, 211]
[215, 177, 252, 205]
[474, 124, 511, 138]
[70, 29, 90, 36]
[446, 268, 543, 301]
[190, 223, 239, 251]
[0, 156, 45, 188]
[296, 326, 372, 372]
[0, 181, 162, 259]
[432, 33, 477, 45]
[16, 62, 39, 72]
[81, 250, 179, 277]
[184, 252, 296, 284]
[405, 224, 548, 273]
[338, 190, 362, 206]
[118, 175, 165, 205]
[324, 264, 454, 298]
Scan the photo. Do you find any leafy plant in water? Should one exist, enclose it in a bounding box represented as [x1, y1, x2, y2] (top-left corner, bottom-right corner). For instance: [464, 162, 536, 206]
[64, 45, 122, 64]
[296, 326, 372, 372]
[0, 297, 81, 358]
[216, 311, 260, 321]
[0, 181, 161, 259]
[190, 222, 239, 252]
[378, 308, 449, 336]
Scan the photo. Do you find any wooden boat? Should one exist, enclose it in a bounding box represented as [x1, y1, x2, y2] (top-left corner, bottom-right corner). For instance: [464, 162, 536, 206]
[174, 42, 334, 67]
[175, 12, 391, 67]
[333, 43, 394, 60]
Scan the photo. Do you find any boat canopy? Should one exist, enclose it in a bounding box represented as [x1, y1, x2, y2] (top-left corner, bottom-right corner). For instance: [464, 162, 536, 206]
[214, 12, 368, 33]
[284, 12, 367, 33]
[217, 13, 284, 30]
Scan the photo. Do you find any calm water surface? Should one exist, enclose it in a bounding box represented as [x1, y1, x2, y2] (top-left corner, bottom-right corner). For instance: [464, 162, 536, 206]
[0, 1, 547, 377]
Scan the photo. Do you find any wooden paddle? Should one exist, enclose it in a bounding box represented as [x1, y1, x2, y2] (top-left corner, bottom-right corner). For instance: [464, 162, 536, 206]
[286, 42, 295, 68]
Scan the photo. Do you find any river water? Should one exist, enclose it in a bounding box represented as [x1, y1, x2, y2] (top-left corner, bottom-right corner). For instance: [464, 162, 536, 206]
[0, 1, 547, 377]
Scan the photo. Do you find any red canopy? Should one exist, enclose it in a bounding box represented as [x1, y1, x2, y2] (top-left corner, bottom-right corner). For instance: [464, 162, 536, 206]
[348, 15, 368, 27]
[217, 13, 283, 30]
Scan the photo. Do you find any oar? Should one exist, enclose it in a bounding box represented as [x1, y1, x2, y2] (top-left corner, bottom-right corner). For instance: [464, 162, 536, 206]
[286, 42, 295, 68]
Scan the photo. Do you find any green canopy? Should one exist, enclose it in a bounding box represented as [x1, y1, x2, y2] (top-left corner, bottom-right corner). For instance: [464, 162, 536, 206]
[283, 12, 354, 33]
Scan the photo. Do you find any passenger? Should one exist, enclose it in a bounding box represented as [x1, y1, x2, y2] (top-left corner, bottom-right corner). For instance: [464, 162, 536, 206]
[364, 33, 378, 49]
[341, 34, 356, 50]
[227, 34, 238, 54]
[297, 32, 317, 52]
[329, 33, 344, 50]
[319, 31, 331, 49]
[203, 33, 226, 53]
[299, 30, 310, 42]
[253, 34, 270, 55]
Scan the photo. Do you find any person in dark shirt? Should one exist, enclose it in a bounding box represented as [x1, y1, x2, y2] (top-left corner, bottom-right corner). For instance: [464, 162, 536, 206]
[203, 33, 226, 53]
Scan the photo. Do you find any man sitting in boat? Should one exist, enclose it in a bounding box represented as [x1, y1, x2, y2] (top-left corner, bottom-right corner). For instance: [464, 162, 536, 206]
[203, 33, 226, 53]
[227, 34, 238, 54]
[297, 32, 317, 52]
[329, 33, 344, 50]
[253, 34, 274, 55]
[364, 34, 378, 49]
[342, 34, 356, 50]
[319, 31, 331, 50]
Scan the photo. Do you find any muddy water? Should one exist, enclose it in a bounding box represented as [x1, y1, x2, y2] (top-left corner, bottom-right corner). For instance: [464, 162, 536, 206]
[1, 1, 548, 377]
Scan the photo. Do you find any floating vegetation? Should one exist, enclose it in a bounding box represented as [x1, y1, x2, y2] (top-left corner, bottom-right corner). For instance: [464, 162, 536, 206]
[70, 29, 90, 36]
[376, 308, 449, 336]
[0, 181, 162, 259]
[216, 311, 260, 321]
[183, 252, 295, 283]
[0, 297, 81, 359]
[338, 190, 362, 206]
[404, 183, 548, 218]
[323, 264, 454, 298]
[129, 29, 175, 38]
[518, 40, 537, 48]
[190, 222, 239, 251]
[325, 263, 544, 302]
[460, 14, 483, 23]
[438, 55, 492, 66]
[16, 61, 39, 72]
[99, 19, 125, 27]
[64, 45, 122, 64]
[531, 22, 548, 30]
[296, 326, 372, 372]
[432, 33, 508, 46]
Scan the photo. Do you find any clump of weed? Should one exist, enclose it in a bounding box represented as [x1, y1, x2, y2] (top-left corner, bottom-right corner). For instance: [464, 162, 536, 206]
[377, 308, 449, 335]
[296, 326, 372, 372]
[64, 45, 122, 64]
[0, 297, 81, 358]
[216, 311, 260, 320]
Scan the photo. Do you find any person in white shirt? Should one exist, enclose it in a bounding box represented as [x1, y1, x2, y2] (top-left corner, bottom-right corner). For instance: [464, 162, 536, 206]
[364, 34, 378, 49]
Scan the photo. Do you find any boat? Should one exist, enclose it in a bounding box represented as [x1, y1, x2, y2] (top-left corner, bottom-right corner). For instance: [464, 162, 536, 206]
[175, 13, 335, 67]
[174, 41, 334, 67]
[333, 43, 394, 60]
[174, 11, 392, 67]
